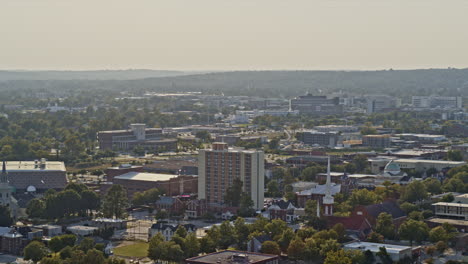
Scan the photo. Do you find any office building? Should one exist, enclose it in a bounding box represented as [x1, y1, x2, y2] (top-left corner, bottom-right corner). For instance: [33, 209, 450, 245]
[366, 95, 401, 113]
[97, 123, 177, 152]
[412, 96, 463, 109]
[3, 159, 67, 191]
[290, 94, 343, 115]
[296, 131, 340, 147]
[433, 202, 468, 220]
[198, 143, 265, 210]
[362, 135, 391, 149]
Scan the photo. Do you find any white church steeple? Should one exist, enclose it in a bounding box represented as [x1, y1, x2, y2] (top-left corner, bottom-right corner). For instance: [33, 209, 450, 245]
[323, 156, 334, 216]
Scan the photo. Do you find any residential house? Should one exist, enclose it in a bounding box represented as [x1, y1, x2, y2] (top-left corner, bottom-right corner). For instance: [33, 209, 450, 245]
[264, 200, 298, 223]
[247, 235, 273, 253]
[155, 196, 185, 215]
[185, 199, 207, 218]
[148, 222, 196, 241]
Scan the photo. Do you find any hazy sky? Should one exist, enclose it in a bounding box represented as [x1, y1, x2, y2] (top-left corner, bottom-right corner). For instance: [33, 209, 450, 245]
[1, 0, 468, 71]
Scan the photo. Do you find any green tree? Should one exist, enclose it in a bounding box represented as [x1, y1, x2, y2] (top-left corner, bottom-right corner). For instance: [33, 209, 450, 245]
[332, 223, 346, 242]
[83, 249, 106, 264]
[79, 237, 95, 253]
[26, 198, 46, 218]
[233, 217, 250, 249]
[352, 154, 369, 173]
[219, 221, 235, 248]
[300, 166, 321, 181]
[148, 233, 165, 261]
[319, 239, 340, 257]
[440, 193, 454, 202]
[102, 184, 129, 219]
[175, 225, 188, 238]
[265, 219, 288, 240]
[0, 206, 13, 227]
[402, 181, 428, 203]
[195, 131, 211, 142]
[447, 150, 463, 161]
[423, 178, 442, 195]
[155, 209, 169, 220]
[59, 246, 73, 260]
[425, 246, 436, 257]
[80, 190, 100, 215]
[429, 226, 449, 243]
[199, 236, 216, 253]
[239, 193, 255, 217]
[398, 219, 429, 245]
[224, 178, 243, 207]
[277, 228, 296, 252]
[303, 238, 320, 260]
[435, 241, 447, 253]
[185, 233, 200, 258]
[40, 257, 62, 264]
[261, 241, 281, 255]
[375, 213, 395, 240]
[349, 189, 380, 207]
[400, 202, 419, 214]
[24, 241, 48, 263]
[376, 247, 392, 264]
[266, 180, 281, 197]
[49, 236, 65, 252]
[367, 232, 384, 243]
[324, 249, 352, 264]
[287, 238, 305, 260]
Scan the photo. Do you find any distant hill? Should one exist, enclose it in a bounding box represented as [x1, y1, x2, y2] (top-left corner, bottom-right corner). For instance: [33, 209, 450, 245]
[1, 69, 467, 98]
[124, 69, 468, 97]
[0, 69, 200, 81]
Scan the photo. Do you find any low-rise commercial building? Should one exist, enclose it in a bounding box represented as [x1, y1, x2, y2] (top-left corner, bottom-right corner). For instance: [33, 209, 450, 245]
[344, 242, 416, 262]
[412, 96, 463, 109]
[112, 172, 198, 197]
[98, 123, 177, 152]
[433, 202, 468, 220]
[362, 135, 391, 149]
[4, 159, 67, 191]
[296, 131, 340, 147]
[290, 94, 343, 115]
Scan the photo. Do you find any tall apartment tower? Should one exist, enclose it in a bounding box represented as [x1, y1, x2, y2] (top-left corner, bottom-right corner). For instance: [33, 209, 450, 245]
[198, 143, 265, 210]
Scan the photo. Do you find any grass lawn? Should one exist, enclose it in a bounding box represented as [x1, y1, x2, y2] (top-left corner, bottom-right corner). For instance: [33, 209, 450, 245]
[114, 242, 149, 258]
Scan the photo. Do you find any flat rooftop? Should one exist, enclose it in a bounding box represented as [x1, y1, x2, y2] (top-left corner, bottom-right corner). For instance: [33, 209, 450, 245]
[344, 242, 412, 254]
[427, 218, 468, 226]
[395, 159, 466, 165]
[5, 161, 66, 172]
[433, 202, 468, 208]
[186, 250, 277, 264]
[114, 172, 177, 182]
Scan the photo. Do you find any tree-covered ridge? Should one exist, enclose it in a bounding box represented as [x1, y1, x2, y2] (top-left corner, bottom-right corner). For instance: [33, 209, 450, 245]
[1, 69, 468, 98]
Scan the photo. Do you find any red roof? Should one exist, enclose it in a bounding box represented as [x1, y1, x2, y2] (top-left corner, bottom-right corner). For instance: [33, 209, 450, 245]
[327, 215, 372, 231]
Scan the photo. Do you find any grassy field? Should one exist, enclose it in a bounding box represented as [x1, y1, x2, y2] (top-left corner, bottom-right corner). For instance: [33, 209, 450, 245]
[114, 242, 149, 258]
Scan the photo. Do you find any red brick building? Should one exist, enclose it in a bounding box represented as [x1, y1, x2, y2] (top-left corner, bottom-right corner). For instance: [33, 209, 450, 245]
[112, 172, 198, 198]
[352, 200, 407, 227]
